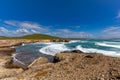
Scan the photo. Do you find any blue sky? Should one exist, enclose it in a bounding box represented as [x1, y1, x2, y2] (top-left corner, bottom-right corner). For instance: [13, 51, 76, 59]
[0, 0, 120, 38]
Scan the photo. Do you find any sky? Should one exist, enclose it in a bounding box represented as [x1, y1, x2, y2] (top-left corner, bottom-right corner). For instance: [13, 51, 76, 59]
[0, 0, 120, 38]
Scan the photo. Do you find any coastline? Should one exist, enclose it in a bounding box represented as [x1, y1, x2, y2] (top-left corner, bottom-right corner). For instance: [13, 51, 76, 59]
[0, 40, 120, 79]
[0, 39, 69, 69]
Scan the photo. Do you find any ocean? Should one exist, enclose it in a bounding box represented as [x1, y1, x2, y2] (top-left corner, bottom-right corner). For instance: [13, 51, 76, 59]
[13, 40, 120, 66]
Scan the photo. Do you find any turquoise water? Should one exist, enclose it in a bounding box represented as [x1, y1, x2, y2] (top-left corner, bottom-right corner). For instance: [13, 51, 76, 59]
[13, 40, 120, 66]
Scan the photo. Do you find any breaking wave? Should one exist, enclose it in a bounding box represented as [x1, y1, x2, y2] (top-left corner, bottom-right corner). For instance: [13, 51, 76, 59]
[69, 40, 81, 43]
[76, 45, 120, 57]
[39, 44, 71, 56]
[96, 42, 120, 49]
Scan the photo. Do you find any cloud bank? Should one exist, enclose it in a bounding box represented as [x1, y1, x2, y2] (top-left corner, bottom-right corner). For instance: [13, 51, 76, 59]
[101, 26, 120, 39]
[116, 11, 120, 19]
[50, 29, 93, 38]
[1, 20, 120, 39]
[0, 20, 92, 38]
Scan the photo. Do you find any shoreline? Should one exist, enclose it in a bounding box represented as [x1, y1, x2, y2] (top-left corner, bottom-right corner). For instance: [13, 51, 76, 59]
[0, 39, 69, 69]
[0, 39, 120, 79]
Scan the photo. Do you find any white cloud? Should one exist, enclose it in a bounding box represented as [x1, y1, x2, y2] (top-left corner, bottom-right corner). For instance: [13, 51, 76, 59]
[2, 20, 50, 36]
[57, 29, 71, 33]
[101, 26, 120, 38]
[75, 26, 80, 28]
[16, 28, 30, 34]
[4, 20, 18, 26]
[0, 27, 30, 36]
[4, 20, 48, 32]
[31, 29, 38, 33]
[51, 29, 93, 38]
[19, 22, 40, 29]
[0, 27, 9, 33]
[0, 27, 13, 36]
[102, 26, 120, 33]
[116, 11, 120, 18]
[1, 20, 93, 38]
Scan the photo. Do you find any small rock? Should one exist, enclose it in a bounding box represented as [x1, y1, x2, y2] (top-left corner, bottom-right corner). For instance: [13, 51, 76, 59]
[85, 55, 93, 58]
[72, 50, 83, 53]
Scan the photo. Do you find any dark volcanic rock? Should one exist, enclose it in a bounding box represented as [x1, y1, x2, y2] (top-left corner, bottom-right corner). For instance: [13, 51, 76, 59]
[12, 42, 23, 46]
[71, 50, 83, 53]
[61, 50, 83, 53]
[51, 39, 69, 42]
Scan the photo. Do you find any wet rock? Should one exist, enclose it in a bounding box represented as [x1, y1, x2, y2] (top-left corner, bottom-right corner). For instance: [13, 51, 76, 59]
[61, 51, 72, 53]
[61, 50, 83, 53]
[71, 50, 83, 53]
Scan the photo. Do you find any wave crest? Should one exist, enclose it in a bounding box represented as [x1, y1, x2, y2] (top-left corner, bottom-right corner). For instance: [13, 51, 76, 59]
[76, 45, 120, 57]
[96, 42, 120, 49]
[39, 44, 70, 56]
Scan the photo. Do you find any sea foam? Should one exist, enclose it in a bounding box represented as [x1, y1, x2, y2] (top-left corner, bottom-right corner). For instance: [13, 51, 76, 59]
[96, 42, 120, 49]
[76, 45, 120, 57]
[69, 40, 81, 43]
[39, 44, 70, 56]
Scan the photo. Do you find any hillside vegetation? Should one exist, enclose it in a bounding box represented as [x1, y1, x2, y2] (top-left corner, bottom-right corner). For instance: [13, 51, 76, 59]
[0, 34, 60, 40]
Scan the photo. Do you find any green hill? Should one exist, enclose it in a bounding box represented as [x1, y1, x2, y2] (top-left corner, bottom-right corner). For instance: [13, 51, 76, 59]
[0, 36, 10, 39]
[0, 34, 60, 40]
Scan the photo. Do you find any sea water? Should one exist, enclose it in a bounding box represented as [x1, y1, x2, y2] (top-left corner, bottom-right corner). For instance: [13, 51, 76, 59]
[13, 40, 120, 66]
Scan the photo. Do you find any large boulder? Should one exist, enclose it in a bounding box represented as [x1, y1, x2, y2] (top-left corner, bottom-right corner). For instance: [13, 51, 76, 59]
[53, 53, 78, 63]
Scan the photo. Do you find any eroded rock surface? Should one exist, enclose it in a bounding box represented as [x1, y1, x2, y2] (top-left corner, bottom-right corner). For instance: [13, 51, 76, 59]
[4, 52, 119, 80]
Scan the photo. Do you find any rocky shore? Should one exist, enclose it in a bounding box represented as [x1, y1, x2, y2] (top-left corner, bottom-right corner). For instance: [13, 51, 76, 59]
[0, 40, 120, 80]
